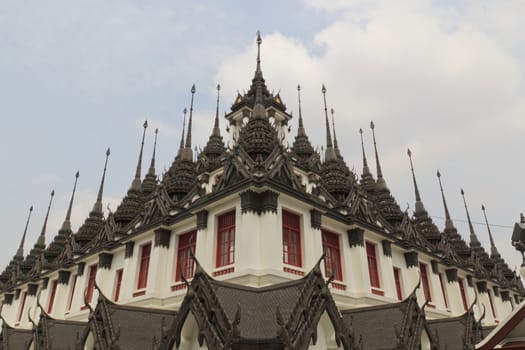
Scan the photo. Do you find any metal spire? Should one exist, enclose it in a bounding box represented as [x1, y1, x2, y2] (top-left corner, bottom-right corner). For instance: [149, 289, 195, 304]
[322, 84, 336, 161]
[482, 204, 500, 257]
[331, 108, 342, 158]
[147, 128, 158, 177]
[359, 128, 371, 175]
[130, 120, 148, 191]
[256, 30, 262, 76]
[370, 121, 387, 190]
[61, 171, 79, 231]
[185, 84, 196, 149]
[437, 170, 455, 231]
[407, 148, 425, 214]
[93, 148, 110, 214]
[37, 190, 55, 247]
[460, 188, 479, 244]
[297, 84, 306, 136]
[212, 83, 221, 136]
[16, 206, 33, 258]
[179, 108, 187, 151]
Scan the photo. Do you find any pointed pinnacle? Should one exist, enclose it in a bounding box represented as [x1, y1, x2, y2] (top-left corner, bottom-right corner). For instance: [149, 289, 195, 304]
[297, 84, 305, 134]
[38, 190, 55, 247]
[359, 128, 370, 175]
[482, 204, 499, 257]
[61, 171, 79, 231]
[185, 85, 196, 149]
[437, 170, 454, 230]
[131, 120, 148, 190]
[407, 148, 425, 214]
[93, 148, 110, 214]
[322, 85, 335, 162]
[148, 128, 158, 176]
[179, 108, 187, 150]
[331, 108, 341, 156]
[370, 121, 387, 191]
[212, 84, 221, 137]
[256, 31, 262, 74]
[16, 205, 33, 258]
[460, 188, 479, 244]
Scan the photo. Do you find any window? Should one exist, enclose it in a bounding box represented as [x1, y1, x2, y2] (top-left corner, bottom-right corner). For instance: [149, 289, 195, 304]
[216, 211, 235, 267]
[458, 278, 468, 311]
[419, 263, 432, 302]
[67, 275, 77, 312]
[488, 289, 497, 320]
[439, 273, 448, 309]
[282, 210, 302, 267]
[17, 292, 27, 323]
[176, 231, 197, 282]
[393, 267, 403, 300]
[366, 242, 380, 288]
[47, 280, 58, 313]
[114, 269, 123, 302]
[322, 230, 342, 281]
[137, 243, 151, 289]
[86, 265, 97, 304]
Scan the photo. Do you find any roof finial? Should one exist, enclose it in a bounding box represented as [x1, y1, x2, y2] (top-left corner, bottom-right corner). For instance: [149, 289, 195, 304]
[179, 108, 187, 151]
[407, 148, 425, 214]
[331, 108, 342, 158]
[482, 204, 500, 257]
[61, 171, 79, 231]
[130, 120, 148, 190]
[297, 84, 306, 136]
[437, 170, 455, 230]
[93, 148, 110, 214]
[460, 188, 479, 244]
[16, 206, 33, 258]
[359, 128, 371, 176]
[37, 190, 55, 247]
[147, 128, 158, 177]
[322, 84, 336, 161]
[370, 121, 387, 190]
[212, 84, 221, 136]
[256, 31, 262, 75]
[185, 84, 196, 149]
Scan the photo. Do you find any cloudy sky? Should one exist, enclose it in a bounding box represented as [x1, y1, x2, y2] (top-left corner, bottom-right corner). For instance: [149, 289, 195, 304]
[1, 0, 524, 271]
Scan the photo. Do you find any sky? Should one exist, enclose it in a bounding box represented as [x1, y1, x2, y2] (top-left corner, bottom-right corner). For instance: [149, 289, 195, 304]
[1, 0, 524, 271]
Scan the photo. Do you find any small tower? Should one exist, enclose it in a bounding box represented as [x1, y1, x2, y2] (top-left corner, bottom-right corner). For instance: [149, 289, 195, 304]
[142, 128, 159, 197]
[198, 83, 226, 172]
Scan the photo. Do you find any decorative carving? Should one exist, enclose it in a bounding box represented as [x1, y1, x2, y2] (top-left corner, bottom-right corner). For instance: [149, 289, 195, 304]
[310, 209, 322, 229]
[77, 262, 85, 276]
[382, 240, 392, 257]
[240, 190, 279, 215]
[27, 283, 38, 296]
[42, 277, 49, 290]
[493, 286, 499, 297]
[240, 190, 259, 214]
[155, 228, 171, 248]
[125, 241, 135, 258]
[196, 211, 208, 230]
[501, 291, 511, 302]
[430, 260, 439, 275]
[347, 228, 364, 248]
[467, 275, 474, 287]
[58, 270, 71, 285]
[4, 293, 13, 305]
[445, 268, 458, 283]
[99, 253, 113, 269]
[15, 289, 21, 299]
[476, 281, 487, 294]
[404, 251, 419, 268]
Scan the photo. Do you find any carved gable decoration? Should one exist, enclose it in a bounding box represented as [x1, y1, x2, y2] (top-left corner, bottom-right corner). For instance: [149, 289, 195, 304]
[240, 190, 278, 215]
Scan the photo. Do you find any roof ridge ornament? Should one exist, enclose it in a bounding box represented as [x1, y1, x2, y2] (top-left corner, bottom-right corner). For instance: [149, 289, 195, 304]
[61, 171, 79, 232]
[407, 149, 425, 215]
[16, 205, 33, 258]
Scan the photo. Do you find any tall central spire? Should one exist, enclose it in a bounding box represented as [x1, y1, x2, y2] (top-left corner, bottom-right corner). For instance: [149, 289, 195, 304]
[213, 84, 221, 137]
[482, 204, 500, 258]
[37, 190, 55, 247]
[256, 30, 262, 77]
[16, 206, 33, 259]
[131, 120, 148, 191]
[437, 170, 455, 231]
[460, 189, 480, 245]
[322, 85, 336, 162]
[407, 148, 425, 215]
[297, 85, 306, 137]
[61, 171, 79, 231]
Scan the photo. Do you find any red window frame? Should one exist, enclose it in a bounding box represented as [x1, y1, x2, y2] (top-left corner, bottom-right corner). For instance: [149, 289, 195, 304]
[114, 269, 123, 302]
[137, 243, 151, 289]
[47, 280, 58, 313]
[176, 230, 197, 282]
[17, 292, 27, 323]
[439, 273, 448, 308]
[282, 210, 302, 267]
[488, 289, 497, 320]
[86, 265, 97, 304]
[420, 263, 432, 302]
[216, 211, 235, 268]
[458, 278, 468, 311]
[393, 267, 403, 300]
[67, 275, 77, 312]
[366, 242, 380, 288]
[322, 230, 342, 281]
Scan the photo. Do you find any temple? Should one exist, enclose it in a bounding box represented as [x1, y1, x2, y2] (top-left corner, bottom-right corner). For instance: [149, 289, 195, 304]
[0, 33, 524, 350]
